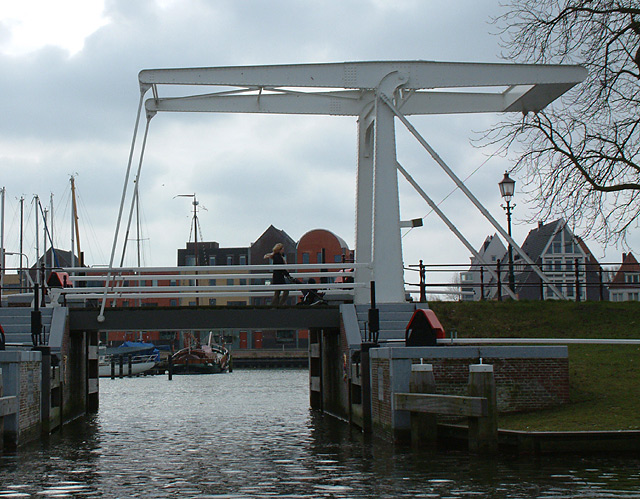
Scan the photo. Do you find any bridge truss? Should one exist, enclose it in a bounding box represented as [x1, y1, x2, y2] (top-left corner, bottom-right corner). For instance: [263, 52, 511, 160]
[101, 61, 586, 320]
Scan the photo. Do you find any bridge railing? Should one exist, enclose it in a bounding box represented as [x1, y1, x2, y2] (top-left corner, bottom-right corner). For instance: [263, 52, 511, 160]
[49, 263, 367, 305]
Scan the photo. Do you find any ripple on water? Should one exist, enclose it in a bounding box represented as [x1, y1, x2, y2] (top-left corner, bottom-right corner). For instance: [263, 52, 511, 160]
[1, 370, 640, 498]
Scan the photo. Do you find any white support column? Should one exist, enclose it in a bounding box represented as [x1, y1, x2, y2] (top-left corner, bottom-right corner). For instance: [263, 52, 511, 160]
[370, 74, 407, 303]
[354, 114, 374, 305]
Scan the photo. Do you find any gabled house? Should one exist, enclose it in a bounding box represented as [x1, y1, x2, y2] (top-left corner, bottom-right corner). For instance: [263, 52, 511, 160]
[609, 252, 640, 301]
[459, 234, 507, 301]
[514, 219, 603, 301]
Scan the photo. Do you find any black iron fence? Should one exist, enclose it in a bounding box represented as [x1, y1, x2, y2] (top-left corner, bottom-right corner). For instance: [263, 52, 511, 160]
[405, 259, 627, 302]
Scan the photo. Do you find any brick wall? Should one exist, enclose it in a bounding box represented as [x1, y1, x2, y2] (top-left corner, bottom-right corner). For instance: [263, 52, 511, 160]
[19, 360, 41, 434]
[371, 358, 393, 441]
[425, 357, 569, 412]
[369, 346, 569, 440]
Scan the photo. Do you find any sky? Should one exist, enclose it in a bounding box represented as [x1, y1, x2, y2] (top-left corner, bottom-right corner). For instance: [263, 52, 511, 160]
[1, 0, 636, 296]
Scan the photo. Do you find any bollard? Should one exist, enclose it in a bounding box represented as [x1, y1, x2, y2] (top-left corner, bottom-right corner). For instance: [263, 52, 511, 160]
[468, 364, 498, 454]
[168, 355, 173, 381]
[409, 364, 437, 448]
[110, 357, 116, 380]
[127, 354, 133, 377]
[118, 355, 124, 378]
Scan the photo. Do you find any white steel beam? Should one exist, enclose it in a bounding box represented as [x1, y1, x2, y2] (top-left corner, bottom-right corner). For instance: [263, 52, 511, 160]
[370, 73, 408, 304]
[145, 86, 568, 117]
[139, 61, 585, 102]
[354, 114, 374, 304]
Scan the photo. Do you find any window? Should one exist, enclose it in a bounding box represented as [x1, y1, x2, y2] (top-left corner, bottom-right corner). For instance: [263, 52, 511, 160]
[302, 253, 310, 264]
[227, 255, 233, 265]
[239, 279, 246, 285]
[227, 279, 234, 286]
[550, 241, 562, 254]
[170, 299, 178, 306]
[170, 279, 177, 286]
[209, 298, 217, 306]
[630, 292, 640, 301]
[189, 301, 196, 306]
[209, 256, 216, 266]
[334, 255, 342, 263]
[227, 300, 246, 306]
[461, 273, 474, 282]
[625, 273, 640, 284]
[209, 279, 216, 286]
[276, 330, 295, 343]
[185, 255, 196, 266]
[317, 252, 323, 263]
[239, 255, 247, 265]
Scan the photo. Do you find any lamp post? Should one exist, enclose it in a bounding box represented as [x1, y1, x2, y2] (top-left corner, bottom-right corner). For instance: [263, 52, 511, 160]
[498, 171, 516, 295]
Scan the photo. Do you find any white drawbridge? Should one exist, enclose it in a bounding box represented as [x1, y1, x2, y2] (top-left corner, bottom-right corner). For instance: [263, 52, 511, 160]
[101, 60, 586, 320]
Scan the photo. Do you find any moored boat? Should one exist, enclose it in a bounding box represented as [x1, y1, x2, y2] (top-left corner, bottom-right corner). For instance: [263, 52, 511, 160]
[171, 333, 230, 375]
[99, 342, 160, 377]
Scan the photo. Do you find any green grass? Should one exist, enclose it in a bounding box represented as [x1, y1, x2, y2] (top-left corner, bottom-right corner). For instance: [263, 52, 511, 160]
[428, 301, 640, 431]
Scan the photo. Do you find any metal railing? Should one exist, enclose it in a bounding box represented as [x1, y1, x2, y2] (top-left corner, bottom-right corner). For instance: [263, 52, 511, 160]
[405, 260, 622, 302]
[47, 263, 366, 306]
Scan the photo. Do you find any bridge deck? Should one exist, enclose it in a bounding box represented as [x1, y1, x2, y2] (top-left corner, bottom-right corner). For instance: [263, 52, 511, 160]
[69, 305, 341, 331]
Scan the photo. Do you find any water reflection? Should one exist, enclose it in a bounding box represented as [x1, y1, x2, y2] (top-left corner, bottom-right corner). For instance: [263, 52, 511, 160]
[0, 369, 639, 498]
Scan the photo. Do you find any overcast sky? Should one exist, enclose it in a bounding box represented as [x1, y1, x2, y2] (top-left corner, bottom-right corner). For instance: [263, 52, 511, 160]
[1, 0, 635, 294]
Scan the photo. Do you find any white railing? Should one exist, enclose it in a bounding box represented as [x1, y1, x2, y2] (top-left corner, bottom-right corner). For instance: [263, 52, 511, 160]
[49, 263, 367, 305]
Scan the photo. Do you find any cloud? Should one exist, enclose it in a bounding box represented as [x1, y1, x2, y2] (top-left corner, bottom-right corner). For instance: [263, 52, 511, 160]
[2, 0, 625, 292]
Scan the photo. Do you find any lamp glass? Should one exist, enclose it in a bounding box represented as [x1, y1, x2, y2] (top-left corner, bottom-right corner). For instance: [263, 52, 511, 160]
[499, 172, 515, 202]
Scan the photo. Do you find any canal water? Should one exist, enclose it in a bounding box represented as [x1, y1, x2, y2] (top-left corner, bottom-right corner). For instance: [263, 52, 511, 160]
[1, 369, 639, 498]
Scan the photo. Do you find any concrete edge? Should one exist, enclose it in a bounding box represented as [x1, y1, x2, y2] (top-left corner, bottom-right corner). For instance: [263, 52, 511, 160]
[0, 351, 42, 362]
[48, 307, 69, 351]
[370, 345, 568, 360]
[339, 303, 362, 347]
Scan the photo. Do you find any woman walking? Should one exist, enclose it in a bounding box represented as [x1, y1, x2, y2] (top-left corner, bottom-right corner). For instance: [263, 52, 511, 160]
[265, 243, 290, 305]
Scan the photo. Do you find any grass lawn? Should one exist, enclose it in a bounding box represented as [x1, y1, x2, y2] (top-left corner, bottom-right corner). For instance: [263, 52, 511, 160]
[428, 301, 640, 431]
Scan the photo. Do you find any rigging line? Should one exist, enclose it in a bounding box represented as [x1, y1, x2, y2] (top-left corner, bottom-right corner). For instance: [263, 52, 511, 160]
[402, 147, 500, 239]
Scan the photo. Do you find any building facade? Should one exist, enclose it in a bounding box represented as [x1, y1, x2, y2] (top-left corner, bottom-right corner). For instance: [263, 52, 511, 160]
[609, 252, 640, 301]
[514, 220, 603, 301]
[459, 234, 507, 301]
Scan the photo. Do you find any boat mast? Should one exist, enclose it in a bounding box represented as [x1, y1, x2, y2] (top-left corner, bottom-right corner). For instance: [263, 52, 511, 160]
[19, 197, 23, 290]
[193, 194, 198, 267]
[44, 208, 48, 275]
[34, 195, 40, 286]
[50, 193, 54, 270]
[136, 190, 141, 267]
[0, 187, 5, 291]
[70, 176, 81, 266]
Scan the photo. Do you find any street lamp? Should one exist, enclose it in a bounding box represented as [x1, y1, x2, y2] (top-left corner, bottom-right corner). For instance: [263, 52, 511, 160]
[499, 171, 516, 295]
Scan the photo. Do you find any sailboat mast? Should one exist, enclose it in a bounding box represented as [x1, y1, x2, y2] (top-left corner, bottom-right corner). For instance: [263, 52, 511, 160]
[1, 187, 5, 289]
[19, 197, 23, 290]
[34, 195, 40, 285]
[44, 208, 48, 274]
[70, 176, 81, 265]
[193, 194, 198, 267]
[50, 194, 54, 270]
[136, 190, 141, 267]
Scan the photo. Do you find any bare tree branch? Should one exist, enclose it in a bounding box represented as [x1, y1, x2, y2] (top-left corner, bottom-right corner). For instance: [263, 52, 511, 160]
[485, 0, 640, 245]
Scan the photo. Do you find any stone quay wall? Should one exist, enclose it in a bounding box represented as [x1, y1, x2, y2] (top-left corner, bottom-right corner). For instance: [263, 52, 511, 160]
[0, 351, 42, 448]
[369, 346, 569, 441]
